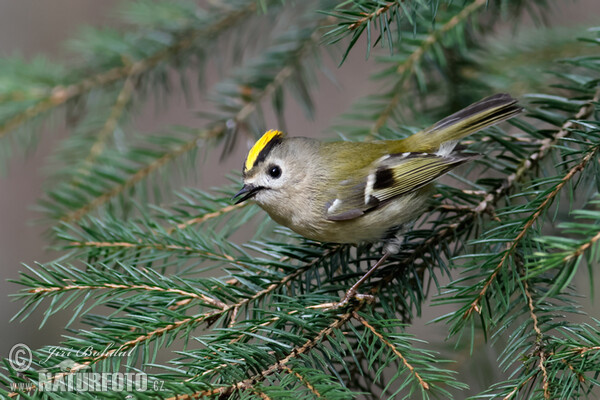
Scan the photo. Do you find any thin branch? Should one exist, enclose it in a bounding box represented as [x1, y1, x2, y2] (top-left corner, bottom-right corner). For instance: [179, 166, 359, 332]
[524, 279, 550, 399]
[57, 27, 321, 223]
[28, 282, 227, 310]
[368, 0, 487, 137]
[166, 308, 359, 399]
[75, 76, 135, 177]
[225, 246, 341, 326]
[564, 230, 600, 263]
[465, 146, 599, 318]
[69, 239, 241, 265]
[281, 365, 322, 398]
[0, 3, 257, 140]
[502, 376, 534, 400]
[167, 203, 247, 233]
[59, 128, 214, 222]
[572, 345, 600, 356]
[348, 2, 398, 31]
[253, 389, 273, 400]
[353, 311, 430, 391]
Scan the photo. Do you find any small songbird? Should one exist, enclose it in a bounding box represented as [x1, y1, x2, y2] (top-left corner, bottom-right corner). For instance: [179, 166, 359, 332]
[233, 94, 521, 305]
[234, 93, 521, 244]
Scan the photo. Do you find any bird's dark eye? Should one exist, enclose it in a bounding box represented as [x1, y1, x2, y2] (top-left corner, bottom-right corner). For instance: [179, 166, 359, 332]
[268, 165, 282, 179]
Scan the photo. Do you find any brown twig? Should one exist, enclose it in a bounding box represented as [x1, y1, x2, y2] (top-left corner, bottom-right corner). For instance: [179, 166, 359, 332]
[0, 4, 257, 141]
[281, 365, 322, 398]
[368, 0, 487, 138]
[353, 311, 430, 391]
[164, 308, 359, 399]
[348, 2, 397, 31]
[167, 203, 247, 233]
[502, 376, 534, 400]
[523, 279, 550, 399]
[464, 146, 599, 319]
[564, 230, 600, 263]
[29, 282, 227, 310]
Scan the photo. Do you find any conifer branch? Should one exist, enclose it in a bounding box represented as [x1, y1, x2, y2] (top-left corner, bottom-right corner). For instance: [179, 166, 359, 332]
[353, 311, 430, 391]
[281, 365, 323, 398]
[347, 2, 398, 31]
[226, 246, 341, 326]
[56, 25, 321, 223]
[59, 133, 206, 222]
[368, 0, 487, 137]
[571, 345, 600, 356]
[396, 0, 486, 77]
[168, 203, 247, 233]
[502, 376, 534, 400]
[464, 143, 599, 319]
[168, 309, 358, 399]
[28, 283, 226, 310]
[27, 245, 343, 387]
[0, 2, 258, 141]
[69, 239, 240, 265]
[524, 279, 550, 399]
[254, 389, 273, 400]
[75, 77, 135, 177]
[563, 230, 600, 263]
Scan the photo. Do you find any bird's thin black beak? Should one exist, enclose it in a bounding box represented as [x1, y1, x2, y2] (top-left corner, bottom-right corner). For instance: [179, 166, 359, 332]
[232, 184, 262, 204]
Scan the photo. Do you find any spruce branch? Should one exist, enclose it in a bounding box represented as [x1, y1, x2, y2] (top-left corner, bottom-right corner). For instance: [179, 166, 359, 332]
[564, 230, 600, 263]
[353, 311, 430, 391]
[346, 2, 398, 32]
[464, 128, 600, 319]
[366, 0, 488, 138]
[30, 281, 227, 310]
[46, 17, 324, 223]
[58, 130, 209, 223]
[0, 1, 259, 141]
[165, 308, 359, 399]
[73, 76, 135, 180]
[68, 240, 241, 266]
[280, 365, 323, 398]
[523, 279, 550, 399]
[375, 88, 600, 293]
[168, 203, 248, 233]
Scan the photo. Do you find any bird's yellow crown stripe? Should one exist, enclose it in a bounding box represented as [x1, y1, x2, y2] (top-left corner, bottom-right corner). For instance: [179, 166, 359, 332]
[244, 130, 284, 171]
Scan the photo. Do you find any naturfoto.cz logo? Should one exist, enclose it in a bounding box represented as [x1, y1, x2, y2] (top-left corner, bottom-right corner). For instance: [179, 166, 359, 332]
[8, 343, 164, 393]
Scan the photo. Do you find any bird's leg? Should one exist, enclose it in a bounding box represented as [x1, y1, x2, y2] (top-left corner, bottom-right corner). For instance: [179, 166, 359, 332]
[335, 251, 391, 308]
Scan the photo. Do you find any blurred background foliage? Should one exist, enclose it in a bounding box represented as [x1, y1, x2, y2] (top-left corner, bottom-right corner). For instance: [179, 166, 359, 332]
[1, 0, 600, 399]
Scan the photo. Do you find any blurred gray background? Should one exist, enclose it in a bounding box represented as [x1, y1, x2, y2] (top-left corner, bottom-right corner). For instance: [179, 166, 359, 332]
[1, 0, 599, 396]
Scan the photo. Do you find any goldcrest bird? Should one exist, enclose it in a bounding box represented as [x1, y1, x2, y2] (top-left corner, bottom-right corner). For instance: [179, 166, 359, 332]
[233, 93, 522, 245]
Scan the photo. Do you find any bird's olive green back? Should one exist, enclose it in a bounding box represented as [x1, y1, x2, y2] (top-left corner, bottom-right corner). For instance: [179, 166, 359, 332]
[317, 93, 521, 221]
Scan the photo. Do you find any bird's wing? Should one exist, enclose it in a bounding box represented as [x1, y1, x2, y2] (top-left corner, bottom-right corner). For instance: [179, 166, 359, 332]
[324, 152, 472, 221]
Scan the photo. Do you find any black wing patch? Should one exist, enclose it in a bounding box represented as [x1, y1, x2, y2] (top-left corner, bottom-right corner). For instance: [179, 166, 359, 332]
[325, 152, 473, 221]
